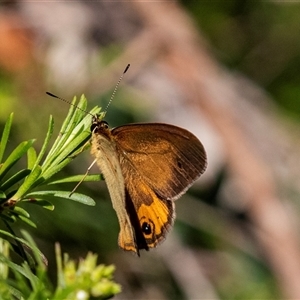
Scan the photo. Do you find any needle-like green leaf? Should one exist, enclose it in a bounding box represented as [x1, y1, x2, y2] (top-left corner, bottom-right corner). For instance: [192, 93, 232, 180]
[0, 112, 13, 164]
[11, 166, 42, 201]
[0, 140, 35, 183]
[32, 115, 54, 169]
[25, 190, 95, 206]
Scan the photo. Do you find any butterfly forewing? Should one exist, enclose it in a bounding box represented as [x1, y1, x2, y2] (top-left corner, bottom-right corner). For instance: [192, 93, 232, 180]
[112, 123, 207, 200]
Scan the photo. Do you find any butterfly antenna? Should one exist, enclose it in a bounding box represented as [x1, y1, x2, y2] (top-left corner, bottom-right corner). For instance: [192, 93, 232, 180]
[104, 63, 130, 114]
[46, 92, 94, 117]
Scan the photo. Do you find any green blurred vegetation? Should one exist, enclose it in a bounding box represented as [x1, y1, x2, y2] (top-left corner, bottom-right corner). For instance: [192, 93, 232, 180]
[181, 0, 300, 118]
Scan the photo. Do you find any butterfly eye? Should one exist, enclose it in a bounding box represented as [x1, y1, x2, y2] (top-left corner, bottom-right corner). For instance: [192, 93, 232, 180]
[90, 123, 98, 132]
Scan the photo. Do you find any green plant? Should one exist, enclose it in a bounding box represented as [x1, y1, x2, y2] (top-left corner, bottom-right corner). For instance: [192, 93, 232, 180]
[0, 233, 121, 300]
[0, 95, 121, 299]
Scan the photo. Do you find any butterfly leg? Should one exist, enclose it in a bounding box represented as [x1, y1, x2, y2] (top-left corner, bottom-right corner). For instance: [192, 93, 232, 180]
[69, 158, 97, 196]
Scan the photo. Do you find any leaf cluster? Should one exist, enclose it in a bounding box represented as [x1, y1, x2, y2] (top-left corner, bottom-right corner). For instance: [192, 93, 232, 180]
[0, 95, 120, 299]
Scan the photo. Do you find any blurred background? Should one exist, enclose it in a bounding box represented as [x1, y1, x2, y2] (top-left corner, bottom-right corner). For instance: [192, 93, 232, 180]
[1, 1, 300, 299]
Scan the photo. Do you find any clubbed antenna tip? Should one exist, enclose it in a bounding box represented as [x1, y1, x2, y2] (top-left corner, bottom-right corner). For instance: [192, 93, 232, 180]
[104, 63, 130, 113]
[46, 92, 59, 98]
[124, 64, 130, 74]
[46, 92, 93, 117]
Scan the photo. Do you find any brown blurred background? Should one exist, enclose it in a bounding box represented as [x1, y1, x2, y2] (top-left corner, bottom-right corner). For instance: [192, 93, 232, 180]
[1, 1, 300, 299]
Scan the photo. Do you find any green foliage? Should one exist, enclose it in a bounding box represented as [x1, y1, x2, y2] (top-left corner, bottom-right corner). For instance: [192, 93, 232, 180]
[54, 243, 121, 300]
[0, 95, 98, 220]
[0, 233, 121, 300]
[0, 95, 121, 299]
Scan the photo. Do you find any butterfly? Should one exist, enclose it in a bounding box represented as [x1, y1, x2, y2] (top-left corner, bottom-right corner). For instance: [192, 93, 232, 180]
[90, 115, 207, 255]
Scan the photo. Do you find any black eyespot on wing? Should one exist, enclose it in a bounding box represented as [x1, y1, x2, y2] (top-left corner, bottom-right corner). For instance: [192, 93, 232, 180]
[142, 222, 152, 235]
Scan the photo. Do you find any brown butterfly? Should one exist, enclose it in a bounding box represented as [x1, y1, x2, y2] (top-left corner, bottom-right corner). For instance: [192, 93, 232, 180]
[90, 116, 207, 255]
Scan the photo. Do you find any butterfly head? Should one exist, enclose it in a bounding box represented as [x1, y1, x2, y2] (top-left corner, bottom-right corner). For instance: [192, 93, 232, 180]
[91, 115, 110, 135]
